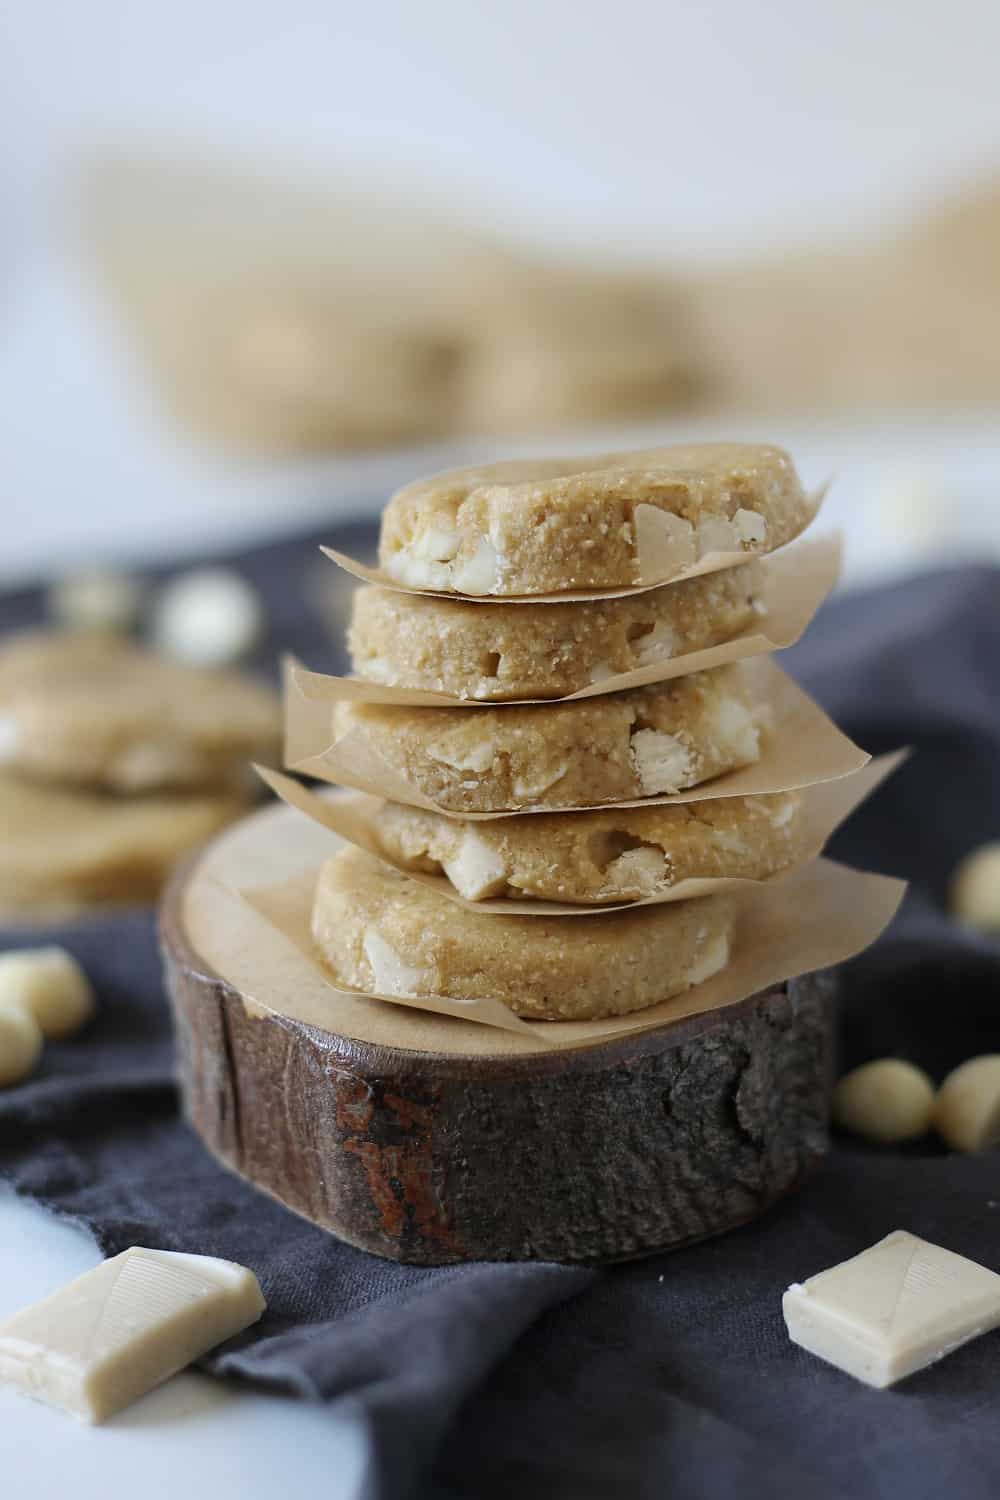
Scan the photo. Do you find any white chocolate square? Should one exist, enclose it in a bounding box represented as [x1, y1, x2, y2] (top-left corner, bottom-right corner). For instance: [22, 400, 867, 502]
[783, 1230, 1000, 1388]
[0, 1247, 265, 1422]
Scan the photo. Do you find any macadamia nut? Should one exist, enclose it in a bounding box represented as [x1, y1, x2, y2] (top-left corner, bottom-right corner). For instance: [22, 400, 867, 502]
[154, 568, 261, 666]
[0, 1005, 44, 1088]
[48, 570, 144, 636]
[934, 1056, 1000, 1153]
[950, 842, 1000, 934]
[832, 1059, 935, 1144]
[0, 947, 95, 1039]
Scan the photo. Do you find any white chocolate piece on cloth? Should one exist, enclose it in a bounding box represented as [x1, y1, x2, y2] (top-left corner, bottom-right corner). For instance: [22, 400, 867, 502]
[783, 1230, 1000, 1388]
[950, 842, 1000, 933]
[933, 1056, 1000, 1152]
[0, 1247, 265, 1422]
[311, 846, 734, 1021]
[832, 1059, 935, 1144]
[0, 948, 95, 1039]
[376, 442, 815, 595]
[0, 1005, 44, 1088]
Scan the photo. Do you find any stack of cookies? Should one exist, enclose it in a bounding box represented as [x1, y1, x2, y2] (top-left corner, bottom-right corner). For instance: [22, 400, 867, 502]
[297, 442, 833, 1026]
[0, 632, 279, 920]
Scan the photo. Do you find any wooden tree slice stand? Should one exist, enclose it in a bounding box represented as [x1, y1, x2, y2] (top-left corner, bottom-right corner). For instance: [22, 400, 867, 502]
[161, 797, 834, 1266]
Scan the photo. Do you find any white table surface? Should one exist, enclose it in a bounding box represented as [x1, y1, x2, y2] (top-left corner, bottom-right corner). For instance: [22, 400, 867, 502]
[0, 1187, 366, 1498]
[2, 244, 1000, 1496]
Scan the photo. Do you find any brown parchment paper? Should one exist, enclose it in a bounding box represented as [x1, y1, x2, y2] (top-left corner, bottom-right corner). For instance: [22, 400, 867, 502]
[238, 855, 905, 1051]
[282, 656, 870, 819]
[320, 486, 828, 603]
[255, 751, 906, 916]
[300, 533, 840, 708]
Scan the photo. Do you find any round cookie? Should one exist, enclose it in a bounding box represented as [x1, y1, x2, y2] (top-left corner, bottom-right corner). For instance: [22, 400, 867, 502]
[371, 791, 804, 904]
[332, 664, 764, 814]
[0, 773, 247, 920]
[349, 560, 763, 701]
[0, 631, 279, 793]
[311, 846, 735, 1021]
[377, 442, 812, 595]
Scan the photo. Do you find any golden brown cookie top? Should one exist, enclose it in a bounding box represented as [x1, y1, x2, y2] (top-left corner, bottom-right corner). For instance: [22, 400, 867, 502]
[378, 442, 812, 595]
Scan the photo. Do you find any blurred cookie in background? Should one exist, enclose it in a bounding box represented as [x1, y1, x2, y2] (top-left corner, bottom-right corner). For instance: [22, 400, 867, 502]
[449, 250, 702, 433]
[83, 156, 1000, 452]
[83, 156, 483, 454]
[0, 631, 279, 795]
[0, 624, 279, 919]
[689, 177, 1000, 412]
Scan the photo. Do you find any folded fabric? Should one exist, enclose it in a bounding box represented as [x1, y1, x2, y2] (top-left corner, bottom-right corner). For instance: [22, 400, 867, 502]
[2, 527, 999, 1500]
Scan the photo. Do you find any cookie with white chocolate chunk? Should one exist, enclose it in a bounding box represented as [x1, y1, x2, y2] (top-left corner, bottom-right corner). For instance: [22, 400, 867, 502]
[332, 663, 764, 814]
[312, 846, 735, 1020]
[370, 790, 804, 904]
[0, 631, 279, 794]
[349, 561, 764, 701]
[378, 442, 812, 595]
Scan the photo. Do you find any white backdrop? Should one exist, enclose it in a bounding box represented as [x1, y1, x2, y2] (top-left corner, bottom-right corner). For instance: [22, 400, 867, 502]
[6, 0, 1000, 264]
[3, 0, 1000, 581]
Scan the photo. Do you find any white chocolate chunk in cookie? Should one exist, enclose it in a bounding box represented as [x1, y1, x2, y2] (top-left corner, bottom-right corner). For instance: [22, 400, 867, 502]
[696, 514, 738, 556]
[511, 762, 570, 801]
[412, 525, 459, 563]
[362, 928, 432, 995]
[452, 536, 502, 595]
[606, 844, 668, 891]
[442, 830, 508, 901]
[734, 508, 768, 545]
[713, 695, 761, 764]
[687, 931, 731, 986]
[426, 734, 495, 774]
[632, 621, 678, 665]
[634, 506, 696, 576]
[630, 729, 694, 796]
